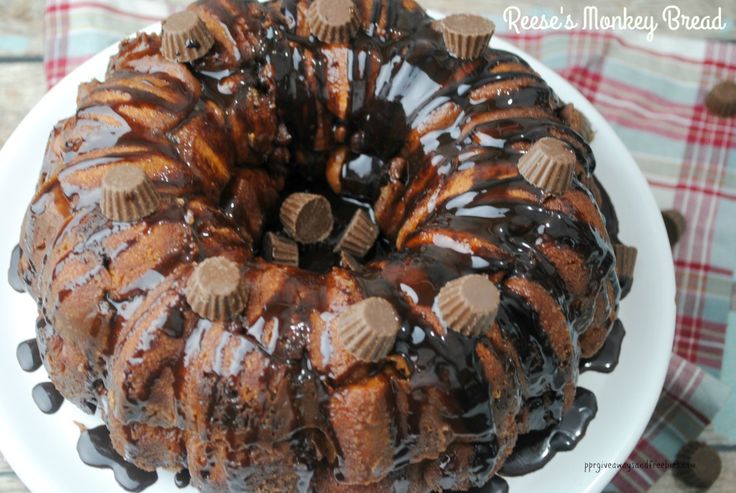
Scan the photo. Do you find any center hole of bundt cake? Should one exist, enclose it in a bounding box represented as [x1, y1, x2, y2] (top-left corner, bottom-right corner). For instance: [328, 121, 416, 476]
[257, 174, 389, 273]
[238, 94, 408, 272]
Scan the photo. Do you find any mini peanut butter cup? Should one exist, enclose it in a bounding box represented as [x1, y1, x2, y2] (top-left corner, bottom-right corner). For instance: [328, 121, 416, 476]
[161, 10, 214, 63]
[263, 232, 299, 267]
[614, 244, 637, 283]
[436, 274, 500, 337]
[441, 14, 495, 60]
[334, 209, 379, 258]
[339, 250, 362, 271]
[334, 297, 400, 362]
[280, 193, 334, 244]
[662, 209, 686, 248]
[307, 0, 360, 43]
[614, 243, 637, 298]
[517, 137, 576, 194]
[675, 442, 721, 488]
[186, 257, 247, 321]
[561, 103, 594, 142]
[101, 166, 159, 222]
[705, 80, 736, 118]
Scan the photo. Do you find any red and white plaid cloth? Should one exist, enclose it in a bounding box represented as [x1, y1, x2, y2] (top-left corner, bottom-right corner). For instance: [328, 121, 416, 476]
[42, 1, 734, 492]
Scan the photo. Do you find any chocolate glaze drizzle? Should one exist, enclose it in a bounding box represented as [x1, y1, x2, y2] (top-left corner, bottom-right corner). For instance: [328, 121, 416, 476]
[31, 382, 64, 414]
[11, 0, 631, 491]
[77, 426, 158, 492]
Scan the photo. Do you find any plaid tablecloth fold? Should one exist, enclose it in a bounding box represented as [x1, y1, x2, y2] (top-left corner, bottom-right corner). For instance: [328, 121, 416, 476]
[44, 0, 188, 87]
[42, 1, 734, 492]
[605, 354, 730, 492]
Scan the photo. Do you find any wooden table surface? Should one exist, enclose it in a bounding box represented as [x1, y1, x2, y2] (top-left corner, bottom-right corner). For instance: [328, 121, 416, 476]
[0, 0, 733, 492]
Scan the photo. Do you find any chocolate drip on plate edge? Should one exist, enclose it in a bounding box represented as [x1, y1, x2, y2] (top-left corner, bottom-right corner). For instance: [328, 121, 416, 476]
[31, 382, 64, 414]
[500, 388, 598, 476]
[16, 338, 42, 372]
[77, 426, 158, 492]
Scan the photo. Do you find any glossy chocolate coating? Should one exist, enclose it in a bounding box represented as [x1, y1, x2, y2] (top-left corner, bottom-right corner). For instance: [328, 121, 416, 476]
[14, 0, 625, 491]
[16, 338, 43, 372]
[77, 426, 158, 492]
[500, 387, 597, 476]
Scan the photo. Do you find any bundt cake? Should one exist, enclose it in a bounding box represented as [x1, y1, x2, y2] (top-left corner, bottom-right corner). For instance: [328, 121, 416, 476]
[13, 0, 637, 491]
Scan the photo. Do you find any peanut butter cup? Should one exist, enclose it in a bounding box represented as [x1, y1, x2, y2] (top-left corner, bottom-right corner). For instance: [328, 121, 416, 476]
[161, 10, 214, 63]
[436, 274, 500, 337]
[675, 442, 721, 488]
[662, 209, 686, 248]
[614, 244, 637, 282]
[307, 0, 360, 43]
[186, 257, 247, 321]
[517, 137, 576, 194]
[334, 209, 379, 258]
[339, 251, 362, 271]
[441, 14, 495, 60]
[263, 232, 299, 267]
[101, 166, 159, 222]
[705, 80, 736, 117]
[334, 297, 400, 362]
[279, 193, 333, 244]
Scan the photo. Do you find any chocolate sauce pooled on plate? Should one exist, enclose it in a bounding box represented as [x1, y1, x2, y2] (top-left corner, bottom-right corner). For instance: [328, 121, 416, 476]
[77, 426, 158, 492]
[31, 382, 64, 414]
[500, 388, 598, 476]
[8, 245, 25, 293]
[581, 320, 625, 373]
[16, 338, 42, 372]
